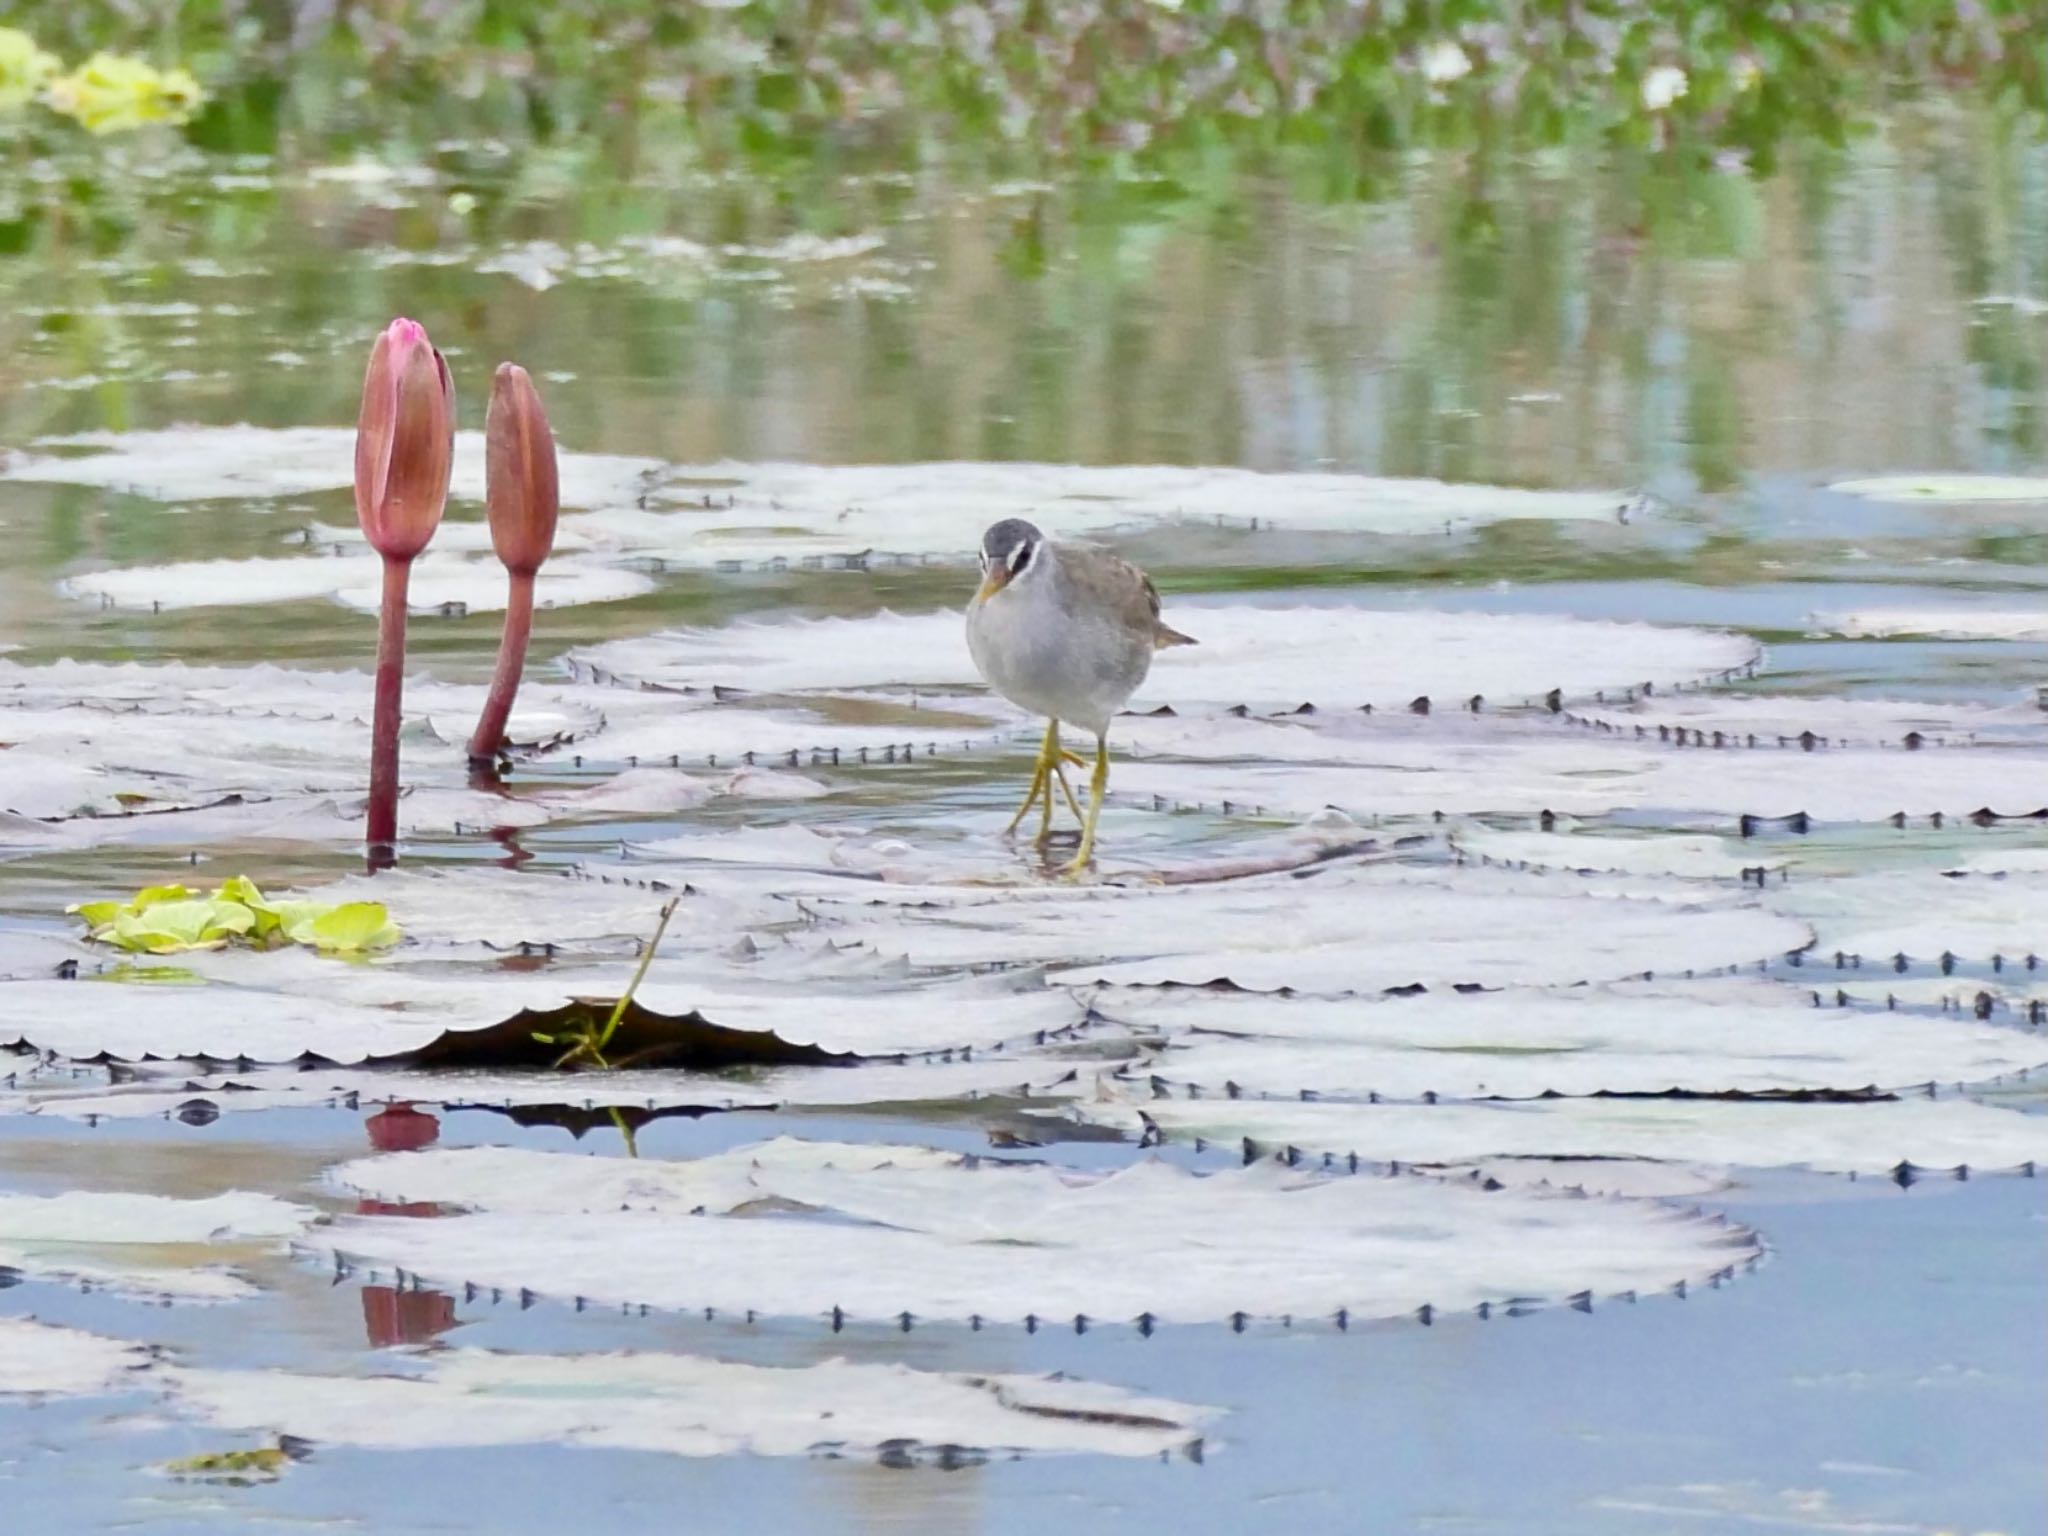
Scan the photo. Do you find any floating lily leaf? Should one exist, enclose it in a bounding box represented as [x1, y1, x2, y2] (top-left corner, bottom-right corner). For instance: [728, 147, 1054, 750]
[562, 461, 1631, 569]
[1448, 828, 1778, 880]
[1091, 979, 2047, 1101]
[6, 432, 1626, 571]
[1827, 475, 2048, 503]
[1076, 1095, 2048, 1182]
[318, 1138, 1757, 1326]
[0, 953, 1086, 1064]
[552, 697, 1021, 773]
[0, 1189, 320, 1301]
[1773, 870, 2048, 963]
[1809, 608, 2048, 642]
[807, 861, 1808, 994]
[567, 608, 1758, 713]
[1558, 692, 2042, 750]
[1, 425, 660, 509]
[167, 1348, 1214, 1462]
[63, 550, 653, 616]
[1120, 732, 2048, 825]
[0, 1317, 156, 1399]
[10, 1047, 1100, 1123]
[0, 655, 823, 843]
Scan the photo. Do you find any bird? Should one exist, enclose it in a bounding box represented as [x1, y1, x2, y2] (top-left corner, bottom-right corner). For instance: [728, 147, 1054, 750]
[966, 517, 1195, 876]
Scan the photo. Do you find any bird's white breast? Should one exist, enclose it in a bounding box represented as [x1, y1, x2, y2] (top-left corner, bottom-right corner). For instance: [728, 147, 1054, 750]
[966, 550, 1154, 736]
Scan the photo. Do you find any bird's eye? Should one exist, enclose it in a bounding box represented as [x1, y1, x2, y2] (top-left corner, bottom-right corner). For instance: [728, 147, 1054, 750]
[1008, 540, 1034, 574]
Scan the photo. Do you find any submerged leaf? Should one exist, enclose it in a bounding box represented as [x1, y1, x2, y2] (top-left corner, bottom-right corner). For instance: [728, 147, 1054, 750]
[167, 1348, 1214, 1461]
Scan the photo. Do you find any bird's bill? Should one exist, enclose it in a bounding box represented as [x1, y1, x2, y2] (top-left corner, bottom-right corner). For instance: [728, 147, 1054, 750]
[975, 568, 1010, 603]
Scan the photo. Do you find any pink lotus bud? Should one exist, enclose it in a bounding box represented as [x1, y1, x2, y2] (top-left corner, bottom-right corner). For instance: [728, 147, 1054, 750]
[484, 362, 558, 576]
[354, 317, 454, 562]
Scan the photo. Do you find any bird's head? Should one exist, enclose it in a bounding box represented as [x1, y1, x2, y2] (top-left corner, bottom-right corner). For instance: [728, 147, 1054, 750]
[976, 517, 1045, 603]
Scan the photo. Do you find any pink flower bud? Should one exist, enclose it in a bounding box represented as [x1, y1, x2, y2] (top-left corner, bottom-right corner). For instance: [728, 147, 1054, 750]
[354, 317, 454, 562]
[484, 362, 558, 576]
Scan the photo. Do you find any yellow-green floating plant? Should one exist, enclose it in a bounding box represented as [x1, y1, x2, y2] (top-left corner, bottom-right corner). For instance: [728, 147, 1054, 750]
[0, 27, 204, 131]
[69, 878, 399, 956]
[0, 27, 58, 110]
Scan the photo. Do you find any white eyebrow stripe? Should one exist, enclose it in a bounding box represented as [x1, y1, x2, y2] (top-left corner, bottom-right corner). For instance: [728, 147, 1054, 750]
[1008, 539, 1033, 573]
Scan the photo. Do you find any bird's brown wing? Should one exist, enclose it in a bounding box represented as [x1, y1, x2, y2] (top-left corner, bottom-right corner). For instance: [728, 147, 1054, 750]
[1058, 542, 1196, 649]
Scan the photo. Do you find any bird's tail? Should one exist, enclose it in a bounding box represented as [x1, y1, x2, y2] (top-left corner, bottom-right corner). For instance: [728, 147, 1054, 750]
[1154, 624, 1197, 649]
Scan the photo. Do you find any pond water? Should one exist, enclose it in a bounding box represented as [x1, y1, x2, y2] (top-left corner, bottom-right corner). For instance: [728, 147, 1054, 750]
[1, 73, 2046, 1536]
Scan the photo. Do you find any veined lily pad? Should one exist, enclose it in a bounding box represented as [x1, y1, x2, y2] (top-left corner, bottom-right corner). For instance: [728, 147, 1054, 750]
[317, 1137, 1758, 1326]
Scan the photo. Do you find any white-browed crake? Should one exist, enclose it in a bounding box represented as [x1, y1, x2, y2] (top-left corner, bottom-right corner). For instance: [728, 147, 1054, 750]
[965, 517, 1195, 875]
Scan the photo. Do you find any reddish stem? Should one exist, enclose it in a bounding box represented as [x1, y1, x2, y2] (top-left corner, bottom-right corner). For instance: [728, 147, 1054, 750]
[366, 554, 411, 871]
[468, 567, 535, 763]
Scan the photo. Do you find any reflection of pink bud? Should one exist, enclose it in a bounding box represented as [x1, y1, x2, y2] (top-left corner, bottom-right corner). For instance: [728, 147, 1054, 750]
[485, 363, 559, 576]
[354, 318, 454, 562]
[365, 1103, 440, 1153]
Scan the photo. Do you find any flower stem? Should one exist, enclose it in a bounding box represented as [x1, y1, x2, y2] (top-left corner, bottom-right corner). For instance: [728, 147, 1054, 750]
[467, 567, 536, 763]
[366, 554, 411, 872]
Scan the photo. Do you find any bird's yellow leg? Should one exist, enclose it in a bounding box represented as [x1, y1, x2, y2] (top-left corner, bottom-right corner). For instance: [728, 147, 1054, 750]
[1059, 734, 1111, 878]
[1036, 721, 1083, 845]
[1051, 761, 1085, 821]
[1002, 719, 1060, 837]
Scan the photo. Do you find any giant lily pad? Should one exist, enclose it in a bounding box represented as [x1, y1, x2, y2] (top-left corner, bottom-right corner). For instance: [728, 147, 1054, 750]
[1076, 1094, 2048, 1182]
[0, 656, 831, 836]
[63, 550, 653, 616]
[317, 1137, 1757, 1326]
[1558, 693, 2043, 750]
[565, 608, 1758, 713]
[1119, 733, 2048, 825]
[803, 861, 1807, 993]
[1771, 869, 2048, 962]
[1090, 978, 2047, 1101]
[0, 932, 1090, 1063]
